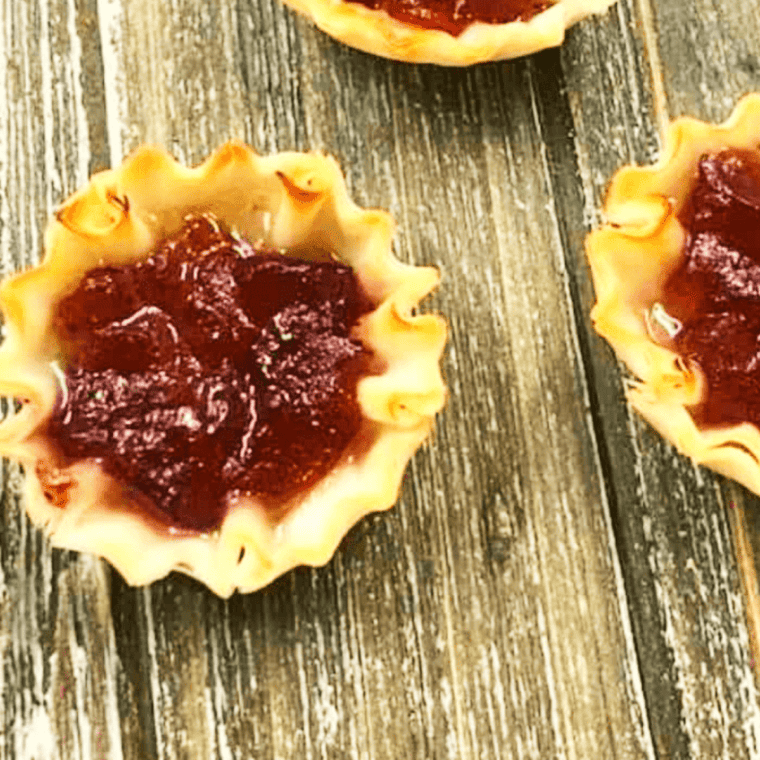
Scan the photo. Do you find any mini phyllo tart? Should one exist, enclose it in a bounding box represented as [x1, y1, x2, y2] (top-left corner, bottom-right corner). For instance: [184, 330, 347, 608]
[281, 0, 617, 65]
[587, 95, 760, 495]
[0, 143, 446, 596]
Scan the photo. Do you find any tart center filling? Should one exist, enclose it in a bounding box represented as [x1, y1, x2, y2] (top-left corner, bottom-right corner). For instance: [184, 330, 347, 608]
[46, 215, 374, 532]
[347, 0, 553, 36]
[655, 149, 760, 427]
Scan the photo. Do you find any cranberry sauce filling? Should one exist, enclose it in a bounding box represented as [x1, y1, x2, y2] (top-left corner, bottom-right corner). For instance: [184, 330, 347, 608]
[47, 215, 374, 532]
[347, 0, 552, 36]
[658, 149, 760, 427]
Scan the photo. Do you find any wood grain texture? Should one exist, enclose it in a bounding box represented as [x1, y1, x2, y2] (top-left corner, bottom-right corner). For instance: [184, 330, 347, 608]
[561, 1, 760, 757]
[1, 0, 760, 758]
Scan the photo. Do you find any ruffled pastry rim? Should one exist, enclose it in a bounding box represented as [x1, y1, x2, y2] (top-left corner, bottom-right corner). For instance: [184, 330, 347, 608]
[0, 142, 447, 596]
[586, 94, 760, 495]
[281, 0, 617, 65]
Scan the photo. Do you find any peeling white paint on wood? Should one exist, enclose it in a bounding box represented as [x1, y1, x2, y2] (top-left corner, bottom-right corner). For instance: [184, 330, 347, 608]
[96, 0, 125, 167]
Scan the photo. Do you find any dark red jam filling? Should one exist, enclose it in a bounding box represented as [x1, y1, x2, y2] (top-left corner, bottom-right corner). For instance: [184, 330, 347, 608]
[658, 148, 760, 428]
[347, 0, 552, 36]
[46, 215, 374, 532]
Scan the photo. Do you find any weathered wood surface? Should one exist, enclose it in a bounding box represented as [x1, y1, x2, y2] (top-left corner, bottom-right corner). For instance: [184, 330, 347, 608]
[2, 0, 760, 758]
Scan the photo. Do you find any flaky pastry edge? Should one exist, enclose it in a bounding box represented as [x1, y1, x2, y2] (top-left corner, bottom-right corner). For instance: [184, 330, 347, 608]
[281, 0, 617, 65]
[586, 94, 760, 494]
[0, 142, 447, 596]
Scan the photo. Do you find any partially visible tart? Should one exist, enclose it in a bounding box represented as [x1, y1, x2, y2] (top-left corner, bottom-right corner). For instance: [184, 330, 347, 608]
[0, 143, 447, 596]
[587, 95, 760, 495]
[281, 0, 617, 65]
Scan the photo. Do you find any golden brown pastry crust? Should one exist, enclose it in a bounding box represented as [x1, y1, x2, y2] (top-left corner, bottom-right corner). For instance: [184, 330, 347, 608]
[586, 94, 760, 494]
[0, 143, 447, 596]
[282, 0, 617, 65]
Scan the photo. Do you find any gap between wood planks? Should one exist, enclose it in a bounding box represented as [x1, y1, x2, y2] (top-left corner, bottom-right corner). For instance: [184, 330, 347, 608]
[730, 500, 760, 684]
[634, 0, 669, 136]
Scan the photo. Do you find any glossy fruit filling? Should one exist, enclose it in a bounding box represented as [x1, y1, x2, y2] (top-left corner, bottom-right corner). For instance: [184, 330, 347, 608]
[45, 215, 374, 532]
[347, 0, 552, 36]
[655, 149, 760, 428]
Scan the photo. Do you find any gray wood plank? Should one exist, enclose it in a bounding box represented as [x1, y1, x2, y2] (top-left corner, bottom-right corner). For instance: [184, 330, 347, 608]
[104, 1, 654, 758]
[560, 0, 760, 757]
[0, 2, 124, 759]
